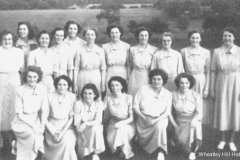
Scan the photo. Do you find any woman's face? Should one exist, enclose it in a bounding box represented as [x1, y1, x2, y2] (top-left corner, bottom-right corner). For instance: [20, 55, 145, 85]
[83, 89, 95, 104]
[139, 30, 149, 45]
[223, 31, 235, 46]
[68, 24, 78, 38]
[111, 80, 123, 94]
[162, 36, 172, 49]
[57, 79, 69, 95]
[190, 33, 201, 47]
[2, 34, 13, 49]
[179, 77, 190, 92]
[110, 28, 121, 42]
[85, 29, 96, 44]
[39, 33, 50, 48]
[55, 30, 64, 44]
[151, 75, 163, 89]
[18, 24, 29, 39]
[27, 71, 39, 87]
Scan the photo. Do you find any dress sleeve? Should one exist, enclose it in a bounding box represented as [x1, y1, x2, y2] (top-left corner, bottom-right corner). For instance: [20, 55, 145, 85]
[133, 87, 143, 110]
[204, 49, 211, 73]
[127, 95, 133, 115]
[15, 89, 23, 114]
[74, 101, 82, 127]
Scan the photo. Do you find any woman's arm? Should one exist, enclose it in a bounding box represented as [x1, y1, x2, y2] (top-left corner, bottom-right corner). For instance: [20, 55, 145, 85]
[56, 116, 74, 142]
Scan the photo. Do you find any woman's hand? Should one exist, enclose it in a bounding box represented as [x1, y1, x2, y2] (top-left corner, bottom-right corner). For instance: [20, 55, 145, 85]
[55, 132, 64, 143]
[79, 123, 87, 133]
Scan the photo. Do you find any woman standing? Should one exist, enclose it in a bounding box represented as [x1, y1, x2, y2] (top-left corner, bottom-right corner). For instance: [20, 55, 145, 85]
[74, 26, 106, 98]
[12, 66, 48, 160]
[133, 69, 172, 160]
[102, 25, 130, 94]
[28, 30, 56, 93]
[15, 21, 38, 67]
[104, 76, 135, 159]
[74, 83, 105, 160]
[44, 75, 77, 160]
[210, 27, 240, 151]
[128, 26, 158, 97]
[169, 73, 202, 160]
[151, 32, 184, 92]
[0, 30, 24, 149]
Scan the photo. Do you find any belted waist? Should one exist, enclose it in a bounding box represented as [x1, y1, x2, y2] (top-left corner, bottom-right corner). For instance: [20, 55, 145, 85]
[187, 71, 204, 75]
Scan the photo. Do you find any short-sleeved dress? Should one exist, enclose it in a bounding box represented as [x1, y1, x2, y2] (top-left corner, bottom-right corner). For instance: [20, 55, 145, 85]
[211, 45, 240, 131]
[104, 93, 135, 159]
[11, 83, 48, 160]
[128, 44, 158, 98]
[74, 44, 106, 98]
[171, 89, 202, 153]
[64, 37, 86, 61]
[44, 92, 77, 160]
[102, 41, 130, 94]
[50, 43, 74, 76]
[28, 48, 56, 93]
[133, 85, 172, 154]
[74, 100, 105, 158]
[0, 46, 24, 147]
[151, 49, 185, 92]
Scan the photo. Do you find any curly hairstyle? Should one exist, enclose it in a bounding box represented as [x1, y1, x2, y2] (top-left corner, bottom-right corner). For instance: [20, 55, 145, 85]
[22, 66, 43, 84]
[223, 26, 237, 39]
[148, 69, 168, 85]
[54, 75, 72, 90]
[108, 76, 128, 93]
[106, 24, 124, 37]
[81, 83, 99, 101]
[36, 30, 51, 46]
[174, 73, 196, 89]
[159, 32, 175, 44]
[82, 25, 98, 38]
[134, 26, 152, 40]
[51, 27, 67, 40]
[0, 30, 14, 45]
[17, 21, 35, 40]
[64, 20, 82, 35]
[188, 30, 202, 40]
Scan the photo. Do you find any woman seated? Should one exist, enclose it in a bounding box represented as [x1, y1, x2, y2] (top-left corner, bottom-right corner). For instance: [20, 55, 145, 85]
[104, 76, 135, 159]
[44, 75, 77, 160]
[133, 69, 172, 160]
[11, 66, 48, 160]
[74, 83, 105, 160]
[169, 73, 202, 160]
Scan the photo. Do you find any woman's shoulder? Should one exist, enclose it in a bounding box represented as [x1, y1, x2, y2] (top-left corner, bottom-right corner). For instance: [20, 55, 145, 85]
[162, 87, 172, 97]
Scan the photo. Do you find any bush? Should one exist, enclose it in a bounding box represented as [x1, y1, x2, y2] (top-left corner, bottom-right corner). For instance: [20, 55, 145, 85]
[28, 0, 51, 9]
[176, 15, 189, 31]
[129, 6, 139, 9]
[8, 0, 30, 10]
[89, 5, 98, 9]
[141, 4, 152, 8]
[0, 0, 10, 10]
[211, 0, 238, 15]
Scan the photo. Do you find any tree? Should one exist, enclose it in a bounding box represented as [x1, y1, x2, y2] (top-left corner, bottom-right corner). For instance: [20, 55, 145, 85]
[176, 15, 189, 31]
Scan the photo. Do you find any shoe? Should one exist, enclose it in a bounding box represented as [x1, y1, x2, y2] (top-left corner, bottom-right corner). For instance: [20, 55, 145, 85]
[92, 154, 100, 160]
[189, 152, 196, 160]
[217, 141, 226, 150]
[229, 142, 237, 152]
[157, 152, 165, 160]
[11, 140, 17, 155]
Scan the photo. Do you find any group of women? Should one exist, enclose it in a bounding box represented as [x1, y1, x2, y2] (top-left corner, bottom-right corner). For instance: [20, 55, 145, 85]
[0, 20, 239, 160]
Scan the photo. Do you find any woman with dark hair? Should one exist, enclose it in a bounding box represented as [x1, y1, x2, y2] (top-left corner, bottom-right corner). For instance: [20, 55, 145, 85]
[74, 26, 106, 98]
[50, 28, 74, 80]
[133, 69, 172, 160]
[210, 27, 240, 151]
[11, 66, 48, 160]
[151, 32, 184, 92]
[128, 26, 158, 97]
[0, 30, 24, 149]
[74, 83, 105, 160]
[28, 30, 56, 93]
[169, 73, 202, 160]
[16, 21, 38, 67]
[102, 24, 130, 94]
[181, 30, 211, 124]
[104, 76, 135, 159]
[44, 75, 77, 160]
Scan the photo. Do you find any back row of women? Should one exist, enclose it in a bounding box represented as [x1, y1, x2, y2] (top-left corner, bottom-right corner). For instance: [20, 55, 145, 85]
[0, 20, 239, 160]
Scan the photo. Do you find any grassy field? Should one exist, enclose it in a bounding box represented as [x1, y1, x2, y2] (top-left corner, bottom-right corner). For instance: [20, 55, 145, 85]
[0, 8, 203, 49]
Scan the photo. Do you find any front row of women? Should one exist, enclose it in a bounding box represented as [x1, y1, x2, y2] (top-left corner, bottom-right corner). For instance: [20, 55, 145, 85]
[12, 66, 202, 160]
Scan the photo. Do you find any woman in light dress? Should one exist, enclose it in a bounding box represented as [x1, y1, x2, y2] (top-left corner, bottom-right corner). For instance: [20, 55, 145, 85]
[181, 30, 211, 124]
[28, 30, 56, 93]
[133, 69, 172, 160]
[151, 32, 184, 92]
[50, 28, 74, 80]
[15, 21, 38, 67]
[169, 73, 202, 160]
[128, 26, 158, 98]
[12, 66, 48, 160]
[74, 83, 105, 160]
[102, 24, 130, 95]
[210, 27, 240, 151]
[0, 30, 24, 149]
[104, 76, 135, 159]
[74, 26, 106, 98]
[44, 75, 77, 160]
